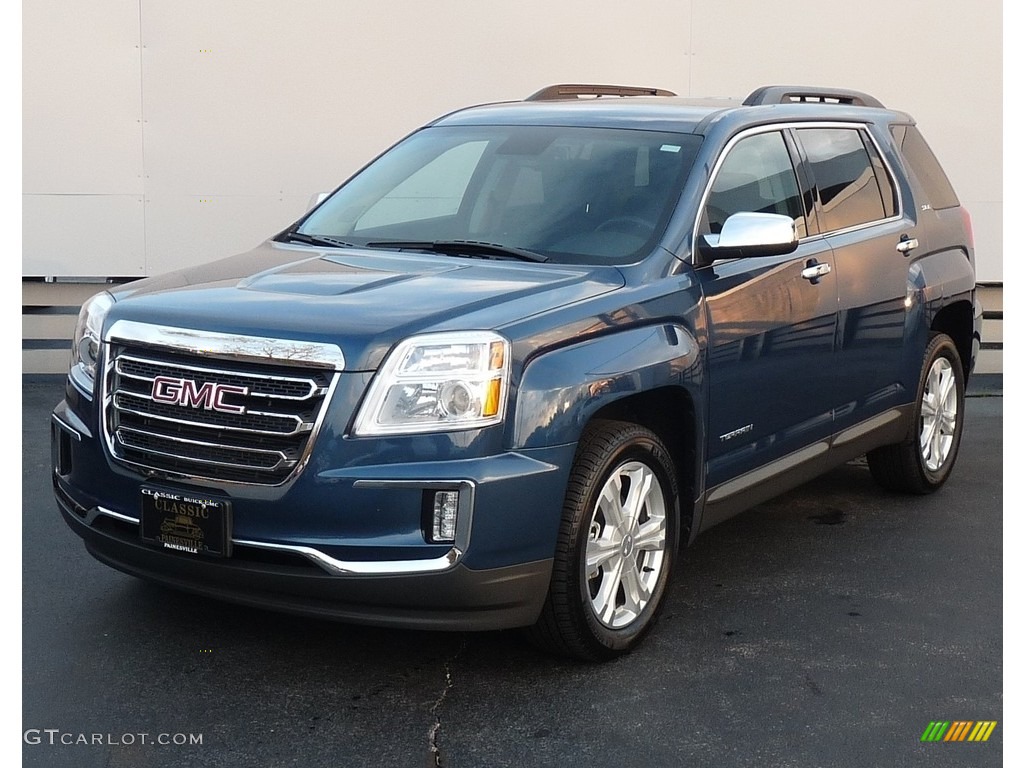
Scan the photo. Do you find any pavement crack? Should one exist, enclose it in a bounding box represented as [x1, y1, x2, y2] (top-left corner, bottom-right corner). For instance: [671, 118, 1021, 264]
[426, 639, 467, 768]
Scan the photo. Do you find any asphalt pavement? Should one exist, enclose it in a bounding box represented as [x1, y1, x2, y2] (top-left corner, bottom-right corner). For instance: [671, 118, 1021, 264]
[22, 377, 1003, 767]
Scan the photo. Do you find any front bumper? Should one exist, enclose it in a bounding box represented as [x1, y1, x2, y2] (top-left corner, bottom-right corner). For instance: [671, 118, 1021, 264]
[55, 480, 552, 631]
[52, 390, 577, 631]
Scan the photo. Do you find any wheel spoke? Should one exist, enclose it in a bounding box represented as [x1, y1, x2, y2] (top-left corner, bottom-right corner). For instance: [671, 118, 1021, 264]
[931, 422, 946, 467]
[920, 395, 937, 419]
[621, 559, 650, 616]
[633, 517, 666, 552]
[937, 366, 956, 407]
[598, 476, 626, 530]
[621, 466, 654, 528]
[592, 556, 625, 625]
[940, 410, 957, 434]
[586, 536, 620, 574]
[920, 417, 937, 455]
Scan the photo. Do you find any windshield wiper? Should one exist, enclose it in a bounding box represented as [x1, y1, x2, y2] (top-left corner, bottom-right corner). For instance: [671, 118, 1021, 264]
[280, 231, 358, 249]
[364, 239, 549, 263]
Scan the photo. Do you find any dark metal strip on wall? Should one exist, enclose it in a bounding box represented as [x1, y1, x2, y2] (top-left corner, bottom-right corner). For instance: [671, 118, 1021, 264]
[23, 339, 73, 350]
[23, 306, 82, 316]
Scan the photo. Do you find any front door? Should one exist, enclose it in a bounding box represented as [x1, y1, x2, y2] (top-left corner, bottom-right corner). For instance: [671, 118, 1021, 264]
[694, 128, 838, 502]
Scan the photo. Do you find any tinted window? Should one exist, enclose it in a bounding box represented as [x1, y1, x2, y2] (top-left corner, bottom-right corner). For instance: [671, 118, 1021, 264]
[892, 125, 960, 210]
[299, 126, 701, 265]
[355, 141, 487, 230]
[798, 128, 886, 232]
[861, 130, 898, 218]
[704, 131, 807, 237]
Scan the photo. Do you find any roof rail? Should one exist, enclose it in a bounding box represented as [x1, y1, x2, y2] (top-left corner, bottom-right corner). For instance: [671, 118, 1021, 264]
[743, 85, 885, 109]
[526, 84, 677, 101]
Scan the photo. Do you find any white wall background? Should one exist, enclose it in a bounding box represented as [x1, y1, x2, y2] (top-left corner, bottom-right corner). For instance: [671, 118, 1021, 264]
[23, 0, 1003, 280]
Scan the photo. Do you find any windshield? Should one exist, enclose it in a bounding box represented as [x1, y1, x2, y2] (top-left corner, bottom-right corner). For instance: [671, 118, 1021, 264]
[295, 125, 701, 265]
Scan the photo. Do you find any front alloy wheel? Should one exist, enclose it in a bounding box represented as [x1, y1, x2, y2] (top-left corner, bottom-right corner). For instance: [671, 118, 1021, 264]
[528, 420, 680, 661]
[585, 460, 668, 629]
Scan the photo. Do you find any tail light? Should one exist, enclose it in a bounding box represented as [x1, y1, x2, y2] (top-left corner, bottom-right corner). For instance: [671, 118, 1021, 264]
[961, 206, 975, 250]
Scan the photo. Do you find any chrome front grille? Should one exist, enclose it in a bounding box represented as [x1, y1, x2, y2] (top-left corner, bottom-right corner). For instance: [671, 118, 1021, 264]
[105, 348, 336, 485]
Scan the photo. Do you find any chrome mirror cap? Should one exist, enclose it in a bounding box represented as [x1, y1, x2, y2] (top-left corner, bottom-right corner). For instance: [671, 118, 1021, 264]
[701, 212, 798, 261]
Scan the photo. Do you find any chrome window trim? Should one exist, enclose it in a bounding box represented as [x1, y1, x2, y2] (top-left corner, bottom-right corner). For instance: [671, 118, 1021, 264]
[691, 120, 905, 259]
[86, 507, 462, 575]
[104, 320, 346, 371]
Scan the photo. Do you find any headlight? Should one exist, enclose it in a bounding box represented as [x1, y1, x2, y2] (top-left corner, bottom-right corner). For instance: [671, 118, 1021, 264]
[69, 291, 114, 395]
[353, 331, 510, 436]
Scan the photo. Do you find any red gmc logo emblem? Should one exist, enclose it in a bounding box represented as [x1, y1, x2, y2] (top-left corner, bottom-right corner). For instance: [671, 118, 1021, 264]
[151, 376, 249, 414]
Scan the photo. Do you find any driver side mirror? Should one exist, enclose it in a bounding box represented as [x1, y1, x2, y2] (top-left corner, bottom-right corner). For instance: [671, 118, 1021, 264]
[698, 212, 798, 263]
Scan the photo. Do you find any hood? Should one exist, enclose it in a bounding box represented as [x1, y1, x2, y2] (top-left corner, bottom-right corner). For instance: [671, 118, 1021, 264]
[106, 241, 625, 370]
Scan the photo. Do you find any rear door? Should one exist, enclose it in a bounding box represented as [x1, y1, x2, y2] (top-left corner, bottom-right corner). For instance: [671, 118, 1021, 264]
[694, 127, 837, 495]
[793, 125, 916, 437]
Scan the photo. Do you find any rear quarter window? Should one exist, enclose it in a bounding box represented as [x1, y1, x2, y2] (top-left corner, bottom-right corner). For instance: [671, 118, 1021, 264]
[891, 125, 960, 210]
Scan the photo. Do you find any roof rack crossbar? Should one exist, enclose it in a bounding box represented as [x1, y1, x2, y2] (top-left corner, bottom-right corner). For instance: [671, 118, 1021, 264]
[526, 84, 677, 101]
[743, 85, 885, 109]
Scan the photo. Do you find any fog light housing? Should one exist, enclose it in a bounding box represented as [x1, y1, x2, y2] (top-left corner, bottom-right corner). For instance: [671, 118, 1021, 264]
[431, 490, 460, 543]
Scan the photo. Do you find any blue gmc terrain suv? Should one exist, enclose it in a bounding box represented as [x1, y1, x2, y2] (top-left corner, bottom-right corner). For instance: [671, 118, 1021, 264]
[52, 84, 981, 660]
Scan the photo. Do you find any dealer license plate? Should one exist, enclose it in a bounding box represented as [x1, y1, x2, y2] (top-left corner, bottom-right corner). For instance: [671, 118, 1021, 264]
[140, 486, 232, 558]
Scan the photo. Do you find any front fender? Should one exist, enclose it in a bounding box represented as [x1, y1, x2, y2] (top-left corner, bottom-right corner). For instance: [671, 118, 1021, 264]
[511, 323, 702, 449]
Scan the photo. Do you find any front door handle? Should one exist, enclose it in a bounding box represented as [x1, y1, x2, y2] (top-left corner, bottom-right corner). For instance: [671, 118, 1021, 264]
[801, 261, 832, 282]
[896, 237, 919, 255]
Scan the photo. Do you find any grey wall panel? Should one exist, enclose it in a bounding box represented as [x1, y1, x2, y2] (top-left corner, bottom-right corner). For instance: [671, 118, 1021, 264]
[23, 195, 146, 277]
[132, 0, 691, 276]
[23, 350, 71, 375]
[137, 0, 692, 198]
[142, 194, 309, 272]
[23, 0, 143, 194]
[23, 0, 1000, 280]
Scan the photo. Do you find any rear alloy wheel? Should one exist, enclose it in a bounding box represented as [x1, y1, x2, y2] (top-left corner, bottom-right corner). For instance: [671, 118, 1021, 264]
[528, 420, 680, 661]
[867, 333, 965, 493]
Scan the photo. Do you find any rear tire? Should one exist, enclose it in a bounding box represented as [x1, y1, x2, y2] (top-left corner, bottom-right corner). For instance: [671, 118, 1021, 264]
[867, 333, 965, 494]
[527, 420, 680, 661]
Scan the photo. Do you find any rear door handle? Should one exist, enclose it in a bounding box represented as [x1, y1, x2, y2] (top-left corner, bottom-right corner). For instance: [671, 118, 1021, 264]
[801, 262, 832, 282]
[896, 237, 919, 254]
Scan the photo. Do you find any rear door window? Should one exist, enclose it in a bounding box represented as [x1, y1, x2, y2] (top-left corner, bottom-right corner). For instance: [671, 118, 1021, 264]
[797, 128, 889, 232]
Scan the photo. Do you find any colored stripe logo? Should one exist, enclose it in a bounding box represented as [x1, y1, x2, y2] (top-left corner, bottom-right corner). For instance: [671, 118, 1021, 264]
[921, 721, 997, 742]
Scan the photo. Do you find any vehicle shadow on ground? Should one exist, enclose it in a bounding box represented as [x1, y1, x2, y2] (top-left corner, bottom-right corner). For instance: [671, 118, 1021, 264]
[94, 459, 902, 673]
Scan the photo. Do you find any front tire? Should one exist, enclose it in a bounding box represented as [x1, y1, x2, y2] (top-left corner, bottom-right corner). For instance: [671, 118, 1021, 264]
[867, 333, 966, 494]
[528, 420, 680, 661]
